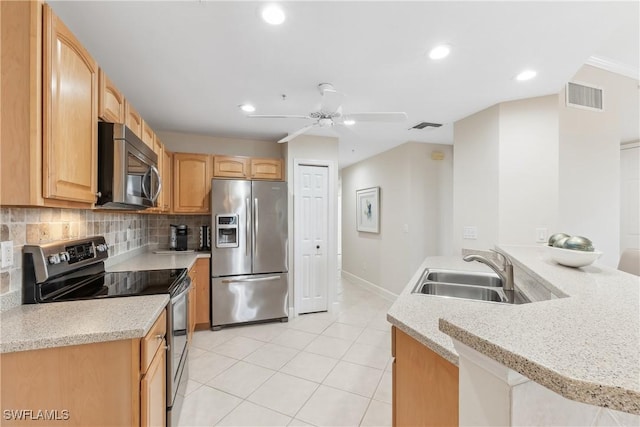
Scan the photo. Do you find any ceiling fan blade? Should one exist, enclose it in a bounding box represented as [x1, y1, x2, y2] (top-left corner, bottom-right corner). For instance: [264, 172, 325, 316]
[277, 124, 316, 143]
[320, 89, 345, 114]
[345, 112, 408, 122]
[248, 114, 311, 119]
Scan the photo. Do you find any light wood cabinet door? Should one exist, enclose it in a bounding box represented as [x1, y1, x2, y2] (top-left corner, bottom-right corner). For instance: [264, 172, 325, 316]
[98, 68, 125, 123]
[162, 150, 172, 212]
[250, 157, 283, 180]
[393, 326, 458, 426]
[195, 258, 210, 328]
[141, 345, 166, 427]
[141, 120, 155, 149]
[173, 153, 212, 213]
[213, 155, 250, 178]
[125, 100, 142, 139]
[42, 4, 98, 204]
[188, 265, 197, 341]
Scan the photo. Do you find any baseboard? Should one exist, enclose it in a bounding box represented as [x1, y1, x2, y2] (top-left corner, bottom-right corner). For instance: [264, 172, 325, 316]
[341, 270, 398, 301]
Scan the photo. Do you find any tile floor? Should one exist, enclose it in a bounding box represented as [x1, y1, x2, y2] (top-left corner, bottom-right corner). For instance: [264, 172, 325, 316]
[179, 278, 394, 427]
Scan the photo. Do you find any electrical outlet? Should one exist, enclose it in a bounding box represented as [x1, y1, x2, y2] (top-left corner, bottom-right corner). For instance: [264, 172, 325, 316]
[463, 226, 478, 240]
[536, 228, 548, 243]
[1, 241, 13, 268]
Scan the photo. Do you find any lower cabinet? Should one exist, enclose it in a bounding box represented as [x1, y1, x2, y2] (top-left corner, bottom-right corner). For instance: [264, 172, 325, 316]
[195, 258, 211, 329]
[0, 309, 168, 427]
[188, 264, 197, 341]
[392, 326, 459, 427]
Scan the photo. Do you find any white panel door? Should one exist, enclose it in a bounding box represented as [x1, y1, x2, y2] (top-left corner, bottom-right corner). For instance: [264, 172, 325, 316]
[621, 145, 640, 250]
[295, 165, 329, 314]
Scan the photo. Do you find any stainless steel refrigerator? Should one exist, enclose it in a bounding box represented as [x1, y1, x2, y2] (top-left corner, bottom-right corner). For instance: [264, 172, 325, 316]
[211, 179, 288, 328]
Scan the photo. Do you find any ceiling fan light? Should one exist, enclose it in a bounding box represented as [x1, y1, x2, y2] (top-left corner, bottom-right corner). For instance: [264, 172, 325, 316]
[343, 119, 355, 126]
[261, 5, 285, 25]
[515, 70, 537, 81]
[428, 44, 451, 60]
[240, 104, 256, 113]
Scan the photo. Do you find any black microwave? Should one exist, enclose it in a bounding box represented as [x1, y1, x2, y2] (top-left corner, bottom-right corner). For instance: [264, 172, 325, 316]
[97, 122, 161, 210]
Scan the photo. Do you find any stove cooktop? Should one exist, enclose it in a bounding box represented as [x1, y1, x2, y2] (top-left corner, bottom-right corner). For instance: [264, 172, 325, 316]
[38, 268, 187, 303]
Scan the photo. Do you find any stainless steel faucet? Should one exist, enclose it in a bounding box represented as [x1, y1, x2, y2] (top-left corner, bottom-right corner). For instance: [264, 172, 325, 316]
[463, 250, 514, 291]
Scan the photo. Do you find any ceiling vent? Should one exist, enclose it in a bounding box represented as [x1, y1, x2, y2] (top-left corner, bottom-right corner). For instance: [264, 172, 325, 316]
[566, 82, 603, 111]
[410, 122, 442, 130]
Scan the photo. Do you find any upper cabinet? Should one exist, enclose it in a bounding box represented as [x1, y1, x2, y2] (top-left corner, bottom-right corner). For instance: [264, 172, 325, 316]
[173, 153, 212, 213]
[213, 155, 284, 181]
[213, 156, 250, 178]
[124, 100, 142, 139]
[98, 69, 124, 123]
[141, 120, 155, 150]
[42, 4, 98, 204]
[250, 158, 283, 180]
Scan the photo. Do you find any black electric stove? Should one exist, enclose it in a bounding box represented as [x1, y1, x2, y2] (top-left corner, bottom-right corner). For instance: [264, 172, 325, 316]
[22, 236, 187, 304]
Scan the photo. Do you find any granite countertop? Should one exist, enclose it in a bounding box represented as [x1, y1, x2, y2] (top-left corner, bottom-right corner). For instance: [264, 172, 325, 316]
[0, 250, 211, 354]
[0, 295, 169, 353]
[387, 245, 640, 415]
[107, 250, 210, 272]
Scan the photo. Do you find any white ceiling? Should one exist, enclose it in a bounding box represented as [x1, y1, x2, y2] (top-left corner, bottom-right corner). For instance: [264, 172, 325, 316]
[49, 1, 639, 168]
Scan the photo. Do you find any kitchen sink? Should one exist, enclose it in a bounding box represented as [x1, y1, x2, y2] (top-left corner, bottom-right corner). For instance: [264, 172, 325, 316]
[415, 282, 505, 302]
[411, 268, 530, 304]
[425, 269, 502, 287]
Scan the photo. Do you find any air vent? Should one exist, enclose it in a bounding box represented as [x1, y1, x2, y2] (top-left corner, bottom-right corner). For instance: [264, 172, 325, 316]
[566, 82, 603, 111]
[410, 122, 442, 130]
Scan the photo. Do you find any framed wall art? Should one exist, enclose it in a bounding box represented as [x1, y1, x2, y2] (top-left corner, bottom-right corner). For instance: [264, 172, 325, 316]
[356, 187, 380, 233]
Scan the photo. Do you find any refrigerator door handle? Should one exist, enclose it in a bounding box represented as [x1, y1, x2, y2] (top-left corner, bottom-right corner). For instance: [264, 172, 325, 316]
[253, 197, 259, 258]
[221, 276, 280, 284]
[245, 197, 250, 257]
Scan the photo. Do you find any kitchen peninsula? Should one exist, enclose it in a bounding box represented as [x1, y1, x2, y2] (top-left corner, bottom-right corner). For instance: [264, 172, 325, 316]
[388, 245, 640, 426]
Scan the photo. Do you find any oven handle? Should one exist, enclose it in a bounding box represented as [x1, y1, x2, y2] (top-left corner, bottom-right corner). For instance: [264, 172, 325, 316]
[171, 276, 191, 304]
[221, 275, 280, 284]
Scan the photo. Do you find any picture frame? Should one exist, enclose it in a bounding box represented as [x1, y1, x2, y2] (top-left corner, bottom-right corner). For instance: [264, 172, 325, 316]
[356, 187, 380, 233]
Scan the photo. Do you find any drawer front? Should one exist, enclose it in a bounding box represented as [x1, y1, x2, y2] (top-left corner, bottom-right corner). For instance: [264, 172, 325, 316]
[142, 309, 167, 373]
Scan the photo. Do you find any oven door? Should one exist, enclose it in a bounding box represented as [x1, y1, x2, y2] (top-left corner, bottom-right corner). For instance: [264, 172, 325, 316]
[124, 143, 161, 208]
[166, 277, 190, 417]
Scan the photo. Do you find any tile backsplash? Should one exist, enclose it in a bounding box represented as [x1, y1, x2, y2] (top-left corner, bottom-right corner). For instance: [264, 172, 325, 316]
[0, 207, 211, 309]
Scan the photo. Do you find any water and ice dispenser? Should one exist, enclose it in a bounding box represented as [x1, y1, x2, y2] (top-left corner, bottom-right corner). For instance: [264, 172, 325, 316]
[216, 214, 239, 248]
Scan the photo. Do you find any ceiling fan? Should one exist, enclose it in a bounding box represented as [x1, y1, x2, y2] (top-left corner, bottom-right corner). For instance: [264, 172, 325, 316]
[247, 83, 408, 143]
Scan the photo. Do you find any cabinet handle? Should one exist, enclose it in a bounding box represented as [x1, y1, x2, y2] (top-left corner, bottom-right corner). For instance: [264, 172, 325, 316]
[155, 334, 164, 340]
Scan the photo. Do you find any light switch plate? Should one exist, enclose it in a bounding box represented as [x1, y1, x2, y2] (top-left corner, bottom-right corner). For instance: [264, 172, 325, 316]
[536, 228, 548, 243]
[1, 241, 13, 268]
[463, 226, 478, 240]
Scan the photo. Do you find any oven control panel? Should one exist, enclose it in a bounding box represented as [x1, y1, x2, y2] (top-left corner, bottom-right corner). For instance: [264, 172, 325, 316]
[63, 242, 97, 264]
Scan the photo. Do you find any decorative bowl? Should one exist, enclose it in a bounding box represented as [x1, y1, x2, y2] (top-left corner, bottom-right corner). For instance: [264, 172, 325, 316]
[547, 246, 602, 268]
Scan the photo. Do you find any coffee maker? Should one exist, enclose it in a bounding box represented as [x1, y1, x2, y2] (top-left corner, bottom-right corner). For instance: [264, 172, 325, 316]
[170, 224, 188, 251]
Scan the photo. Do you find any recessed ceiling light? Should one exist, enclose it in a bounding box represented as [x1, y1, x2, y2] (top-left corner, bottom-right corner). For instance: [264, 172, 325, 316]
[262, 4, 285, 25]
[428, 44, 451, 60]
[516, 70, 537, 81]
[240, 104, 255, 113]
[343, 119, 355, 126]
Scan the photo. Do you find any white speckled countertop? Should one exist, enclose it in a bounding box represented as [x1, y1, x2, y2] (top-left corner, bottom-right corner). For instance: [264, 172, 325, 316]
[106, 250, 210, 272]
[387, 245, 640, 415]
[0, 250, 210, 354]
[0, 295, 169, 353]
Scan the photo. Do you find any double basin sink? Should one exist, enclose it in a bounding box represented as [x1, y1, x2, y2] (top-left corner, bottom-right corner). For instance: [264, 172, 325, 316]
[412, 269, 529, 304]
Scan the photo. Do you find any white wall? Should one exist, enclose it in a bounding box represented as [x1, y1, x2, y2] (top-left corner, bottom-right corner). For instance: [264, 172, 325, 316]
[341, 142, 453, 296]
[453, 105, 500, 254]
[156, 130, 283, 157]
[558, 65, 638, 266]
[498, 96, 559, 245]
[284, 135, 340, 310]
